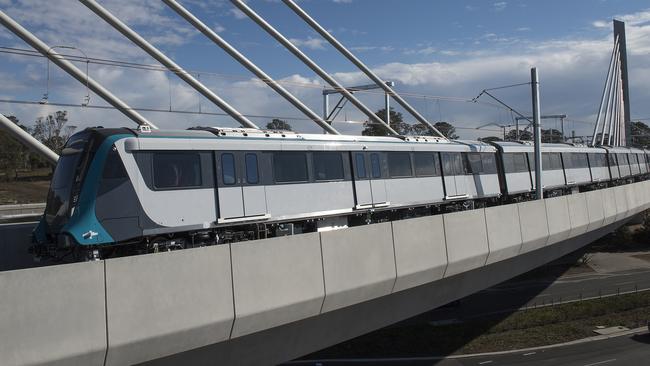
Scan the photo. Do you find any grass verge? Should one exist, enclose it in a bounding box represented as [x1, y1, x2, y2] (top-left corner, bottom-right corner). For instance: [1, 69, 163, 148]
[308, 291, 650, 359]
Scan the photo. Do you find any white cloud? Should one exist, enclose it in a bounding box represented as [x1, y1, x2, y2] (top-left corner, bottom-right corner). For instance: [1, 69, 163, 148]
[493, 2, 507, 11]
[213, 23, 226, 33]
[333, 0, 353, 3]
[288, 37, 328, 50]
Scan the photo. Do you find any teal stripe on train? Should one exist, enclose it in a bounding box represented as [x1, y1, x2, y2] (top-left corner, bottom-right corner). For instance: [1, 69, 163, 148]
[63, 134, 131, 246]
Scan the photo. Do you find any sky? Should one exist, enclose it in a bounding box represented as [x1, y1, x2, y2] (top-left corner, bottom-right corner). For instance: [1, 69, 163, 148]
[0, 0, 649, 140]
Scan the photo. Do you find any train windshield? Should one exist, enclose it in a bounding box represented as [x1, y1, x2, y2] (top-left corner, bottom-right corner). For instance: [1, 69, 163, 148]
[45, 134, 90, 229]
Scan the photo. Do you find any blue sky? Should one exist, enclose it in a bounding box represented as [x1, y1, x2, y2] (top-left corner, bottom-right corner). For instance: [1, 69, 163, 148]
[1, 0, 650, 139]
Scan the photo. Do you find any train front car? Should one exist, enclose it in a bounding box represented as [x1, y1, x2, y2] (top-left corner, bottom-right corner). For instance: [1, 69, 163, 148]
[33, 128, 137, 261]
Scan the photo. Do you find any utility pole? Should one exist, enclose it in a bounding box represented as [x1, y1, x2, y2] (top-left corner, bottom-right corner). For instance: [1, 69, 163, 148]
[531, 68, 543, 200]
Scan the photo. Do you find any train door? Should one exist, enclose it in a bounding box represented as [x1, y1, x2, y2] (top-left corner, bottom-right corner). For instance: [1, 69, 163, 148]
[369, 152, 388, 205]
[241, 153, 267, 216]
[352, 152, 387, 209]
[216, 152, 268, 222]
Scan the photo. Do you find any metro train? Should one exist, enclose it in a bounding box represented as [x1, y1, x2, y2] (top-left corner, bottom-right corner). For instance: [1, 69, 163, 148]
[32, 126, 650, 260]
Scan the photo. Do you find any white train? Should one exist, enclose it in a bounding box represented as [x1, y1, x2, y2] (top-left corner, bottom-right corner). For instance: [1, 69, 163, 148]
[32, 127, 650, 260]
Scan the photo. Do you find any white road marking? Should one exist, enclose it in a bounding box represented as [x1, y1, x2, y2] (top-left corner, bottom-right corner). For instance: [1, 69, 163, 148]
[478, 361, 493, 365]
[523, 352, 536, 356]
[582, 358, 617, 366]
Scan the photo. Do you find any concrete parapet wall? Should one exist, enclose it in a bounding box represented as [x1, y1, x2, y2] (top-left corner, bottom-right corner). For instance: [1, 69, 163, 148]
[0, 203, 45, 221]
[585, 189, 605, 232]
[104, 246, 234, 366]
[517, 199, 549, 254]
[485, 204, 522, 265]
[602, 187, 618, 226]
[391, 215, 447, 293]
[567, 193, 590, 238]
[614, 185, 629, 222]
[545, 196, 571, 245]
[443, 209, 488, 277]
[0, 262, 106, 366]
[3, 182, 649, 366]
[230, 234, 324, 338]
[625, 184, 639, 216]
[320, 222, 396, 313]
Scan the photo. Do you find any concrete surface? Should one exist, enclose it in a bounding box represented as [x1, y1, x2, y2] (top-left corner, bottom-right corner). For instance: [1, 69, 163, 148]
[602, 187, 618, 226]
[0, 262, 106, 366]
[545, 196, 571, 245]
[485, 204, 523, 265]
[517, 199, 550, 254]
[320, 222, 396, 313]
[443, 209, 489, 277]
[230, 233, 325, 338]
[614, 185, 629, 222]
[391, 215, 448, 293]
[585, 190, 605, 232]
[588, 252, 650, 273]
[567, 193, 590, 238]
[104, 245, 234, 366]
[625, 184, 639, 216]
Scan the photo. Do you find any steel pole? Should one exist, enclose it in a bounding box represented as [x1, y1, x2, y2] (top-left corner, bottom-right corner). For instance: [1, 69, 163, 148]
[385, 93, 390, 127]
[0, 114, 59, 164]
[281, 0, 446, 139]
[323, 94, 329, 121]
[0, 10, 157, 129]
[162, 0, 338, 135]
[230, 0, 398, 135]
[80, 0, 258, 129]
[531, 68, 543, 200]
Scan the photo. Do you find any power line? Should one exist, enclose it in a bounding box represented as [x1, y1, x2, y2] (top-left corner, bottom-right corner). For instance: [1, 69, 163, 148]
[0, 97, 508, 133]
[0, 45, 478, 104]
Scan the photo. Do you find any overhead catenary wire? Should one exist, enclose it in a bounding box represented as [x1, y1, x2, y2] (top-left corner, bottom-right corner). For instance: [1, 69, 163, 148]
[0, 97, 509, 133]
[0, 45, 486, 105]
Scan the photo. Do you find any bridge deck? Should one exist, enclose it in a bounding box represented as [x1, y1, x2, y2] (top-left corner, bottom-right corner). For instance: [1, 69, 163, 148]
[0, 181, 648, 366]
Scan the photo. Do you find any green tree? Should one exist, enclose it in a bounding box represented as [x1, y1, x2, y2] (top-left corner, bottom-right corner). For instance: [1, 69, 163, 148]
[362, 108, 411, 136]
[505, 129, 532, 141]
[478, 136, 503, 143]
[265, 118, 292, 131]
[31, 111, 75, 154]
[0, 115, 30, 181]
[433, 121, 459, 139]
[631, 121, 650, 147]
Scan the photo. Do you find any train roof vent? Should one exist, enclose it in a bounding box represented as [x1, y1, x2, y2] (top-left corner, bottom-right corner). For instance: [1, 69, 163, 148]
[188, 126, 303, 139]
[399, 135, 450, 143]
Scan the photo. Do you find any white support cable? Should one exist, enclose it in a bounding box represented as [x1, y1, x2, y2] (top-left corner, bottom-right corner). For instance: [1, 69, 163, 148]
[603, 50, 621, 146]
[79, 0, 259, 130]
[0, 113, 58, 164]
[593, 37, 618, 146]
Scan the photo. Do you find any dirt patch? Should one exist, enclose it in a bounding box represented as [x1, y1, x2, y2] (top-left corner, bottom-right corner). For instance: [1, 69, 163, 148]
[632, 253, 650, 263]
[0, 180, 50, 204]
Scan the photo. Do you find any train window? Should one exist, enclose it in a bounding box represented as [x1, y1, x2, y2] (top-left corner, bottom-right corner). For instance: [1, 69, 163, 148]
[245, 153, 259, 184]
[313, 152, 344, 181]
[467, 153, 483, 174]
[609, 153, 617, 166]
[481, 153, 498, 174]
[274, 152, 308, 183]
[440, 153, 464, 175]
[513, 153, 528, 172]
[588, 153, 606, 168]
[371, 153, 382, 178]
[550, 153, 562, 170]
[103, 148, 127, 179]
[153, 152, 202, 189]
[571, 153, 588, 169]
[355, 153, 367, 179]
[617, 153, 629, 165]
[388, 152, 413, 177]
[414, 153, 436, 177]
[221, 153, 236, 185]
